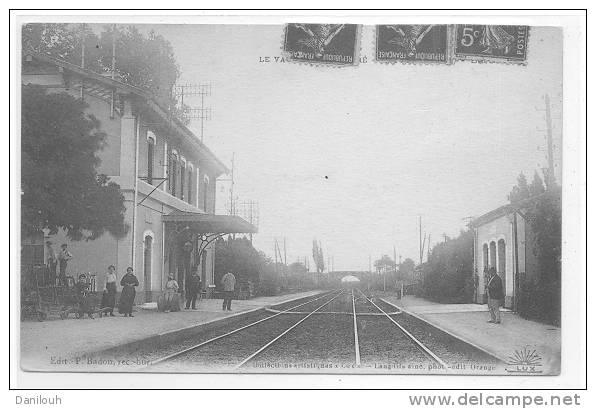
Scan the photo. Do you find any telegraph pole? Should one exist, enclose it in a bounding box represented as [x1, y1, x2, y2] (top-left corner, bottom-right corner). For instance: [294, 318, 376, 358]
[229, 153, 235, 216]
[419, 215, 423, 265]
[283, 237, 287, 267]
[393, 245, 397, 278]
[274, 240, 278, 277]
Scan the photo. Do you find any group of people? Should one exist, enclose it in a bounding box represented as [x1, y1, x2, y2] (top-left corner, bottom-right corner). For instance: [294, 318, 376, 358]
[160, 270, 237, 312]
[99, 266, 139, 317]
[159, 270, 202, 312]
[45, 241, 73, 286]
[68, 266, 138, 318]
[45, 239, 239, 317]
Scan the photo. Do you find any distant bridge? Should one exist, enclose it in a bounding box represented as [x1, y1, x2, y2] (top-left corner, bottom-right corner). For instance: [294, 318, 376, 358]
[328, 270, 372, 285]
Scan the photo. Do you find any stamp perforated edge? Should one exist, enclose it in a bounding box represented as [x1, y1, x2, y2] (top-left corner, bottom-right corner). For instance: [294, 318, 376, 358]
[372, 24, 455, 66]
[280, 23, 362, 68]
[451, 25, 531, 67]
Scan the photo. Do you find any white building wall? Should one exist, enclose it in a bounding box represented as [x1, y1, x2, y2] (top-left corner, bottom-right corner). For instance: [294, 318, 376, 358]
[474, 213, 516, 308]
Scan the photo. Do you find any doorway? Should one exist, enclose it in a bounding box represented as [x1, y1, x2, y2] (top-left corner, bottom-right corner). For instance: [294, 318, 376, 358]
[144, 235, 153, 302]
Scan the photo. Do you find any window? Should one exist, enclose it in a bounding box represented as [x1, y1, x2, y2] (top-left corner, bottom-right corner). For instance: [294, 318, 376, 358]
[489, 241, 497, 269]
[203, 175, 209, 212]
[170, 151, 178, 197]
[196, 167, 200, 206]
[180, 160, 186, 201]
[147, 136, 155, 184]
[162, 141, 168, 191]
[187, 167, 193, 204]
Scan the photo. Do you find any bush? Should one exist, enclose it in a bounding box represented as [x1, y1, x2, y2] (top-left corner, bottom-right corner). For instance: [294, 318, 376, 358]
[420, 230, 475, 304]
[517, 277, 560, 326]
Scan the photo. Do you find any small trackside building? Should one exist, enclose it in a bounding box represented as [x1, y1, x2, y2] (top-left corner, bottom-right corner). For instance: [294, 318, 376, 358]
[469, 201, 539, 310]
[21, 50, 256, 303]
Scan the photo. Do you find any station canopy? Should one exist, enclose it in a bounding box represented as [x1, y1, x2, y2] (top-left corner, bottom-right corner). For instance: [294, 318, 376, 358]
[162, 210, 257, 234]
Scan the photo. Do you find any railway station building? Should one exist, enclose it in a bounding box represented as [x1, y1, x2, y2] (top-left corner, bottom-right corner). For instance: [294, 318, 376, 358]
[21, 50, 256, 302]
[470, 200, 538, 310]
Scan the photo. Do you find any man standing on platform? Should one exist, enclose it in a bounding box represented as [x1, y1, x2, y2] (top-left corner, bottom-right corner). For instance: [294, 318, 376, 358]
[45, 241, 57, 286]
[185, 270, 201, 310]
[486, 267, 504, 324]
[221, 271, 236, 311]
[57, 244, 73, 285]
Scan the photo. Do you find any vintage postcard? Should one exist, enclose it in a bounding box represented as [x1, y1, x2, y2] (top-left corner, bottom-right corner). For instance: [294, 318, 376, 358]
[9, 11, 586, 391]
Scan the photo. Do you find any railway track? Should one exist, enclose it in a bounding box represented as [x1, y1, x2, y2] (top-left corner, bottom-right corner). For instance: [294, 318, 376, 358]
[141, 287, 501, 373]
[146, 289, 344, 369]
[354, 288, 449, 372]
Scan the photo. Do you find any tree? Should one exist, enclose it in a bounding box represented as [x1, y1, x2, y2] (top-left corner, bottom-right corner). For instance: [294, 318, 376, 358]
[508, 172, 530, 204]
[23, 23, 180, 103]
[289, 261, 308, 275]
[21, 85, 127, 240]
[420, 230, 475, 303]
[517, 185, 561, 325]
[22, 24, 101, 68]
[98, 26, 180, 100]
[213, 237, 264, 286]
[529, 171, 546, 197]
[399, 258, 416, 281]
[312, 239, 325, 274]
[374, 255, 395, 274]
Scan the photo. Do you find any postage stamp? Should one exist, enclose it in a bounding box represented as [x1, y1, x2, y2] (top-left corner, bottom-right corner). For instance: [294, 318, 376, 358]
[375, 25, 450, 64]
[283, 23, 360, 66]
[454, 25, 530, 63]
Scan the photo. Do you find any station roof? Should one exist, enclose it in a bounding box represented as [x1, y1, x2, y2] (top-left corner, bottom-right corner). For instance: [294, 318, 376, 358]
[162, 210, 257, 234]
[468, 195, 542, 228]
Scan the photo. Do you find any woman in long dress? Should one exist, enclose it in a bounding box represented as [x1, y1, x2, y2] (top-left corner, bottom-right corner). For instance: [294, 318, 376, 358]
[161, 274, 180, 312]
[118, 267, 139, 317]
[101, 265, 117, 317]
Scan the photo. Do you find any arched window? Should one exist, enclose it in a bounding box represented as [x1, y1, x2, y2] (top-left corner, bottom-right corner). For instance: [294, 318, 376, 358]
[195, 167, 200, 206]
[497, 239, 506, 274]
[187, 163, 194, 205]
[489, 241, 497, 269]
[203, 175, 210, 212]
[180, 158, 186, 201]
[169, 150, 178, 197]
[146, 133, 156, 185]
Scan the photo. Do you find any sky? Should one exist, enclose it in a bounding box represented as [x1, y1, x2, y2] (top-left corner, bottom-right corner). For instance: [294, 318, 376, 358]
[141, 24, 562, 271]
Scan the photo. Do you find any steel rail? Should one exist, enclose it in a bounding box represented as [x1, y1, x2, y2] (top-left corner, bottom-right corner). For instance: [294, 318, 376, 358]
[263, 308, 401, 316]
[357, 289, 450, 372]
[234, 290, 346, 370]
[351, 289, 361, 367]
[147, 290, 340, 367]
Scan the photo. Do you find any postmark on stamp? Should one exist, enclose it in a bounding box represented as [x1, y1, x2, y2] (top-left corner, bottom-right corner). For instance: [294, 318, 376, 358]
[454, 25, 529, 63]
[376, 25, 449, 64]
[283, 24, 360, 66]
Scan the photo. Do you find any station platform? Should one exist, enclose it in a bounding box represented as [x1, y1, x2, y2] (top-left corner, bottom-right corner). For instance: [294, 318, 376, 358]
[383, 295, 561, 375]
[20, 290, 322, 371]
